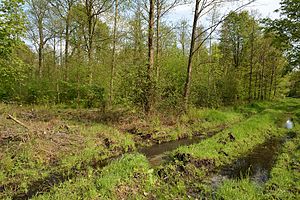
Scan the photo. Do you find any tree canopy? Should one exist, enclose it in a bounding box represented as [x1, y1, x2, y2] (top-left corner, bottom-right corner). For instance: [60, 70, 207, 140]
[0, 0, 25, 58]
[0, 0, 297, 110]
[265, 0, 300, 70]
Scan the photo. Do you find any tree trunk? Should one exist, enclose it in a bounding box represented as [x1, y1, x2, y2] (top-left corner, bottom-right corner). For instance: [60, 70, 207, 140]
[65, 12, 70, 80]
[260, 55, 265, 100]
[269, 58, 276, 99]
[38, 18, 44, 77]
[88, 19, 93, 84]
[254, 71, 257, 99]
[145, 0, 155, 114]
[53, 36, 56, 67]
[273, 66, 277, 97]
[133, 5, 143, 64]
[183, 0, 200, 112]
[109, 0, 118, 106]
[248, 24, 254, 101]
[86, 1, 94, 85]
[179, 20, 187, 56]
[156, 0, 161, 82]
[38, 45, 43, 77]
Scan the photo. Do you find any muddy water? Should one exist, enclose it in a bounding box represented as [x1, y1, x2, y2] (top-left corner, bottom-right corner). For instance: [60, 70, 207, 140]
[139, 136, 204, 166]
[139, 132, 217, 166]
[10, 131, 219, 199]
[214, 132, 296, 186]
[219, 138, 283, 184]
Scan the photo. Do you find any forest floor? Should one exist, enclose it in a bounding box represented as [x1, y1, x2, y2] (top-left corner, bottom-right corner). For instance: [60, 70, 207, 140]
[0, 98, 299, 199]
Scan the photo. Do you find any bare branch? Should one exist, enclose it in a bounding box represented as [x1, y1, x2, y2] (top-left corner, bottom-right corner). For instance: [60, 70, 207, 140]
[192, 0, 256, 55]
[7, 115, 30, 130]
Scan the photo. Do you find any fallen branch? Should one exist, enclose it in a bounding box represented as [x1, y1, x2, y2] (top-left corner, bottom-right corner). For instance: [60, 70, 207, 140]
[7, 114, 30, 130]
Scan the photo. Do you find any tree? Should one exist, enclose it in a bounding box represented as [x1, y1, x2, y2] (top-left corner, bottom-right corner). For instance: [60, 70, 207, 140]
[50, 0, 78, 79]
[219, 11, 256, 103]
[265, 0, 300, 70]
[145, 0, 155, 114]
[0, 0, 25, 58]
[81, 0, 114, 84]
[183, 0, 255, 111]
[109, 0, 119, 106]
[26, 0, 53, 77]
[178, 19, 189, 56]
[155, 0, 188, 82]
[0, 0, 28, 101]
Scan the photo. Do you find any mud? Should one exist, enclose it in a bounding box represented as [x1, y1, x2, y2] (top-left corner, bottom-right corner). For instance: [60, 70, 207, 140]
[214, 132, 296, 186]
[139, 130, 220, 166]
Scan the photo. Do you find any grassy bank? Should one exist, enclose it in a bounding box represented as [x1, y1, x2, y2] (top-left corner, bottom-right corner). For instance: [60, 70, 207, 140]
[119, 106, 244, 146]
[148, 99, 299, 198]
[0, 104, 135, 198]
[0, 102, 241, 198]
[172, 109, 284, 168]
[214, 100, 300, 200]
[215, 131, 300, 200]
[31, 154, 154, 200]
[263, 132, 300, 199]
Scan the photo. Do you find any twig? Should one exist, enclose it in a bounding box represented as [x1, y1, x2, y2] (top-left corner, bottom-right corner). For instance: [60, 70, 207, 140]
[7, 114, 30, 130]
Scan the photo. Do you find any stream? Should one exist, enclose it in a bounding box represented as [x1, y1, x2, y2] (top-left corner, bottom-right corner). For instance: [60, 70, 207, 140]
[139, 131, 217, 166]
[11, 128, 294, 200]
[219, 137, 283, 183]
[212, 132, 296, 190]
[11, 131, 219, 200]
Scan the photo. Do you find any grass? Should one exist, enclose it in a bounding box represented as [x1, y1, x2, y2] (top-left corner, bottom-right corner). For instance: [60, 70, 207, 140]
[152, 99, 300, 198]
[216, 178, 262, 200]
[98, 100, 299, 199]
[181, 107, 243, 132]
[215, 130, 300, 200]
[1, 98, 299, 199]
[0, 104, 136, 199]
[213, 99, 300, 200]
[263, 131, 300, 200]
[172, 109, 284, 168]
[32, 153, 155, 200]
[148, 107, 243, 145]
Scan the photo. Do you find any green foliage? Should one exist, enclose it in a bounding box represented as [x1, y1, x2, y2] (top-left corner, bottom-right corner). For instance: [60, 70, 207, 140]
[59, 82, 106, 108]
[219, 11, 287, 103]
[0, 0, 28, 102]
[289, 71, 300, 97]
[23, 78, 106, 108]
[158, 48, 186, 110]
[264, 0, 300, 69]
[0, 0, 25, 58]
[116, 63, 149, 109]
[0, 56, 31, 102]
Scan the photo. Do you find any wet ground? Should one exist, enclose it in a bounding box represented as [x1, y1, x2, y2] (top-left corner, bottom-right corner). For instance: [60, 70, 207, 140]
[139, 131, 217, 166]
[211, 132, 297, 190]
[219, 137, 283, 184]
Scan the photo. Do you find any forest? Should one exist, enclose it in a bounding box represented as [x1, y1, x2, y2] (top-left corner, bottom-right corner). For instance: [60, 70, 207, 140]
[0, 0, 299, 199]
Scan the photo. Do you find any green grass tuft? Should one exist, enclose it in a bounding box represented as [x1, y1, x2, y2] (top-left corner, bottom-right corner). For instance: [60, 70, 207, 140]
[216, 178, 262, 200]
